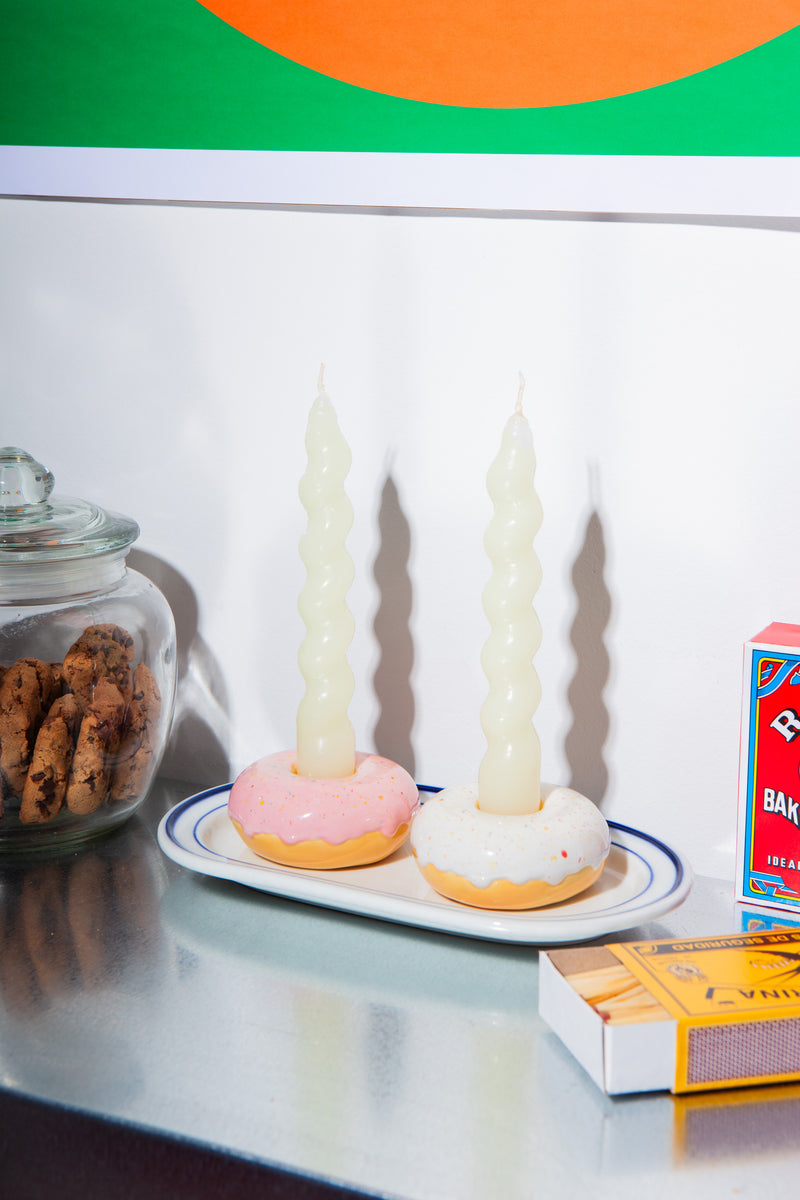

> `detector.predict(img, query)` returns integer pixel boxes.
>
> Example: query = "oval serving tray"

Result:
[158,784,692,945]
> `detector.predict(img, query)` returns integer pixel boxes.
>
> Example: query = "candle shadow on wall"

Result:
[371,473,416,777]
[128,550,232,788]
[564,510,612,806]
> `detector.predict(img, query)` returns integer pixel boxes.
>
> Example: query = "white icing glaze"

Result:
[410,782,609,888]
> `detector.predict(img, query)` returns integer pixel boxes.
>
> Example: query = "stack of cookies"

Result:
[0,624,161,826]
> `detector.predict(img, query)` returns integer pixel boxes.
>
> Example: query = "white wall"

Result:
[2,195,799,879]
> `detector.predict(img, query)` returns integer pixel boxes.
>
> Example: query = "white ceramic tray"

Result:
[157,784,693,945]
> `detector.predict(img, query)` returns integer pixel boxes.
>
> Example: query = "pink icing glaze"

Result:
[228,750,419,846]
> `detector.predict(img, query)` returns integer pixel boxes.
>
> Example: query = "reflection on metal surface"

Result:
[537,1022,800,1175]
[160,869,539,1016]
[0,801,172,1110]
[739,904,800,934]
[364,1003,406,1114]
[0,822,164,1016]
[673,1083,800,1163]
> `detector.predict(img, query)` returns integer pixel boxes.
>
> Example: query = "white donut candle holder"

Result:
[410,783,610,910]
[409,382,610,910]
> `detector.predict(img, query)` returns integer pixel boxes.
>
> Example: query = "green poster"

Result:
[3,0,800,155]
[2,1,799,208]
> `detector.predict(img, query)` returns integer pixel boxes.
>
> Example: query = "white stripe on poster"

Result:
[1,145,799,216]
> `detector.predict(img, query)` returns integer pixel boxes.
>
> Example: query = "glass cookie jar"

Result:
[0,447,177,853]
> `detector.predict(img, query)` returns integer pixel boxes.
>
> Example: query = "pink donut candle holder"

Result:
[228,749,419,869]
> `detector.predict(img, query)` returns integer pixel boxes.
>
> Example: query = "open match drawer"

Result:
[539,929,800,1095]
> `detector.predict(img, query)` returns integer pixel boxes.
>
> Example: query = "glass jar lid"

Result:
[0,447,139,563]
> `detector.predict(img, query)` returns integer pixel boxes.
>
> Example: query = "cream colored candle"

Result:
[477,379,543,814]
[296,370,357,779]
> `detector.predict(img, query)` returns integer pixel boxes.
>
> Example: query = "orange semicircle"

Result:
[198,1,800,108]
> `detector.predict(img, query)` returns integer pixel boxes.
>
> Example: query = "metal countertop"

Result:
[2,777,799,1199]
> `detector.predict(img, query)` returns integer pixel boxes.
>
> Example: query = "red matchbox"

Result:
[736,623,800,912]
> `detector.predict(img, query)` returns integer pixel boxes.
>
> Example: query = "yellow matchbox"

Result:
[539,929,800,1095]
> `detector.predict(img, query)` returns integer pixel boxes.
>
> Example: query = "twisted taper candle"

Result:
[296,371,357,778]
[477,381,543,814]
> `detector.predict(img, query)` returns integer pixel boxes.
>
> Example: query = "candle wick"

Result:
[317,363,326,395]
[515,372,526,415]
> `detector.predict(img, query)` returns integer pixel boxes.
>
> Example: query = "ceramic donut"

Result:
[228,749,419,868]
[410,782,610,909]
